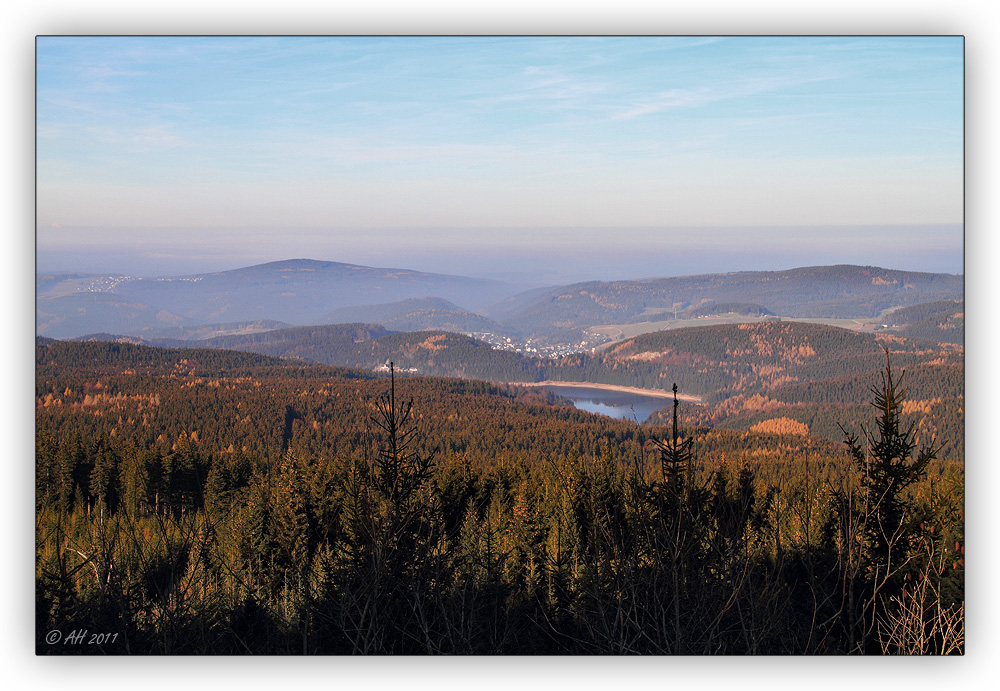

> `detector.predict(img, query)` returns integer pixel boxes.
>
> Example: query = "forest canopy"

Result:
[35,339,963,654]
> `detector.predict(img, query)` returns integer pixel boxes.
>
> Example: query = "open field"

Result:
[785,316,883,331]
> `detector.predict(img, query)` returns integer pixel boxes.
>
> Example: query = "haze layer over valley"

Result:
[36,258,963,346]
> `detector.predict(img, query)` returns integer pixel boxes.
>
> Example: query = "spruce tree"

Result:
[842,348,937,578]
[648,383,698,652]
[837,347,941,655]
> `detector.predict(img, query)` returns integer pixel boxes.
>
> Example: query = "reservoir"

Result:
[541,384,673,423]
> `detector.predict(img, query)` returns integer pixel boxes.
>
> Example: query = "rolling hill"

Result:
[35,292,191,339]
[322,297,509,335]
[146,324,542,382]
[38,261,963,342]
[149,323,392,369]
[878,300,964,344]
[42,312,965,460]
[37,259,517,339]
[488,265,964,339]
[140,318,962,405]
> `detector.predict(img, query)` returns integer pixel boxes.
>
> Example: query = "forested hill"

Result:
[37,258,517,339]
[71,319,963,410]
[42,336,949,470]
[321,297,508,335]
[145,323,538,381]
[489,265,963,337]
[35,333,964,655]
[39,317,965,460]
[39,262,964,342]
[613,321,965,459]
[545,321,960,399]
[881,300,964,345]
[149,325,545,382]
[35,336,375,381]
[149,323,391,368]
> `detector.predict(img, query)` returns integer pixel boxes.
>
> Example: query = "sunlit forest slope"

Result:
[36,339,963,654]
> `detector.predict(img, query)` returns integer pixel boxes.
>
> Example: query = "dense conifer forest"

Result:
[880,300,965,345]
[108,319,965,463]
[35,339,963,654]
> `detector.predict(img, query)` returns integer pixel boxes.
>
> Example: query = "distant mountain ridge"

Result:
[322,297,508,335]
[115,258,515,321]
[487,265,963,338]
[37,260,962,341]
[36,259,517,339]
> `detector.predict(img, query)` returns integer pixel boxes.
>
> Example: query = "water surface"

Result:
[542,385,671,423]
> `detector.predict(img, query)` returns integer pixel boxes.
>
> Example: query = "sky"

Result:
[35,36,964,283]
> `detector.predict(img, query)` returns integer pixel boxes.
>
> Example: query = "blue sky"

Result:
[35,36,964,281]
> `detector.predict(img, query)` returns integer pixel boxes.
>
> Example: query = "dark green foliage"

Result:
[544,320,959,402]
[35,340,963,654]
[841,350,938,585]
[152,323,390,364]
[880,300,964,345]
[323,297,509,335]
[652,384,695,503]
[59,315,963,458]
[151,325,546,382]
[703,397,964,462]
[819,350,961,654]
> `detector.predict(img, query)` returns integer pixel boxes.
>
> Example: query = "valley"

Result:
[517,380,699,401]
[37,259,964,460]
[33,260,966,656]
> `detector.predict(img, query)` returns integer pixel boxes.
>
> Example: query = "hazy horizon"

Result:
[37,222,964,287]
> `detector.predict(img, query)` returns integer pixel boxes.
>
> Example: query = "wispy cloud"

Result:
[249,134,516,168]
[36,36,964,242]
[609,72,840,122]
[610,87,717,120]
